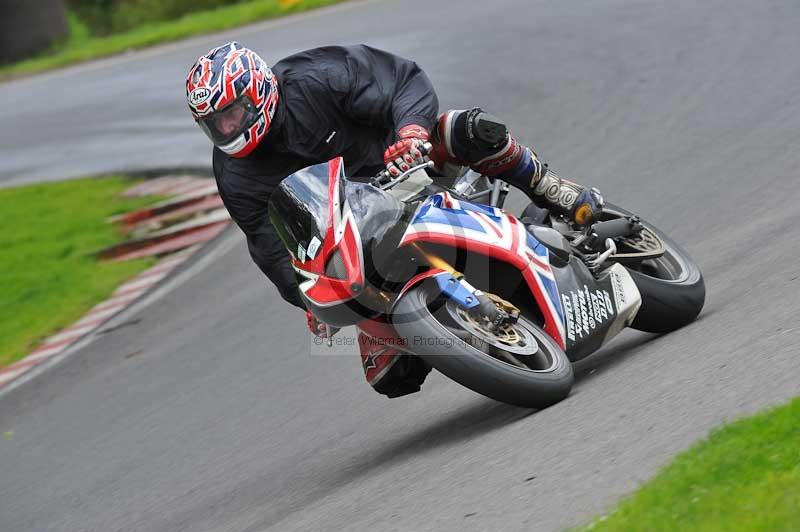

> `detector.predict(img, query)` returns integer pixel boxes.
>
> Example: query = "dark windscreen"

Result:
[269,161,406,265]
[268,162,330,263]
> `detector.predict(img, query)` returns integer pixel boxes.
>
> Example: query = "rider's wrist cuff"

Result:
[397,122,431,141]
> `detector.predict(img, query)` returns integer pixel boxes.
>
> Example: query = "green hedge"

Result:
[68,0,252,34]
[1,0,343,79]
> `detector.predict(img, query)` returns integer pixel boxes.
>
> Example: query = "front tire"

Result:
[392,285,574,409]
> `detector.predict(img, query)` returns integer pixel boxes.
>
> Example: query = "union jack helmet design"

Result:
[186,42,279,157]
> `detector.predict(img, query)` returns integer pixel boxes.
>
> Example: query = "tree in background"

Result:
[0,0,254,65]
[0,0,69,64]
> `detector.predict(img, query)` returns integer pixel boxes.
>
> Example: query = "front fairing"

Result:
[397,192,640,356]
[397,192,570,348]
[268,162,331,264]
[268,159,413,326]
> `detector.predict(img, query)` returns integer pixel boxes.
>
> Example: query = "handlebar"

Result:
[371,141,433,189]
[371,160,435,190]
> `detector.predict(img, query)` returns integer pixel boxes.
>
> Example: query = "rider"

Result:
[186,42,603,397]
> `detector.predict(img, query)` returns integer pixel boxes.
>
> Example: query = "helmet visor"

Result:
[197,95,259,147]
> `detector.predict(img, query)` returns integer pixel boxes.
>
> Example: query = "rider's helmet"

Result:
[186,42,279,158]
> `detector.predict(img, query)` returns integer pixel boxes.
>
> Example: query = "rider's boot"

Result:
[358,333,431,398]
[430,108,603,226]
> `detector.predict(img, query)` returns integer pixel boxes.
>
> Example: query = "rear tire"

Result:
[392,285,574,409]
[604,203,706,333]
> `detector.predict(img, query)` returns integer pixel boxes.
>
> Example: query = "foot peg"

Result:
[584,238,617,273]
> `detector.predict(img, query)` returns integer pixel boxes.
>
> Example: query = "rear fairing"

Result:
[399,193,641,358]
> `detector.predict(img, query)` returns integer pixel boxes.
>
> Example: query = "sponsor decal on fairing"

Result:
[307,236,322,260]
[560,285,615,343]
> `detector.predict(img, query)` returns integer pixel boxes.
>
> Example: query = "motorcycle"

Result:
[268,157,705,408]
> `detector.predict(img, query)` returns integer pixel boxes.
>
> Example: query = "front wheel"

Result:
[604,203,706,333]
[392,286,574,409]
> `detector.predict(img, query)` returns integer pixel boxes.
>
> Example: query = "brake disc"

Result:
[447,301,538,355]
[612,226,666,262]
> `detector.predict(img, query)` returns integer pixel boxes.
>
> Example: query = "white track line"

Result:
[22,347,64,363]
[0,367,31,387]
[41,325,98,346]
[72,303,130,327]
[114,272,168,294]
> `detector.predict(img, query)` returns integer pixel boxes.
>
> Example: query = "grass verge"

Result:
[0,0,346,80]
[579,397,800,531]
[0,177,158,368]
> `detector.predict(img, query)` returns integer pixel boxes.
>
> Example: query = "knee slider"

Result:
[469,110,509,148]
[446,108,510,163]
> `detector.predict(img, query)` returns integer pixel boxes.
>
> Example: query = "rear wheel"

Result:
[604,203,706,333]
[392,285,573,408]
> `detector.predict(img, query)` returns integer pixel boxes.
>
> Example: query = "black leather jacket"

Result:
[212,45,439,308]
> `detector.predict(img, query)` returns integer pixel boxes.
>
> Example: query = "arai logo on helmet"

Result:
[189,88,211,107]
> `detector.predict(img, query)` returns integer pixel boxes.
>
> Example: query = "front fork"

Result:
[403,244,518,330]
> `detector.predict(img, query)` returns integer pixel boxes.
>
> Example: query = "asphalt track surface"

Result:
[2,0,800,530]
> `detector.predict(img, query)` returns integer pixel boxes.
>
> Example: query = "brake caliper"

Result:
[432,272,519,332]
